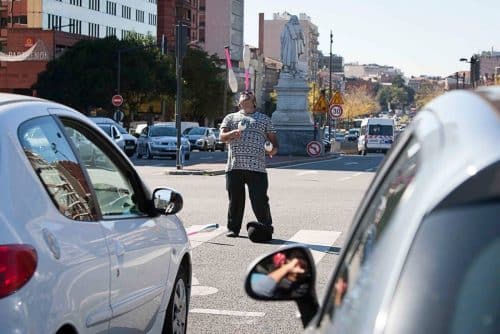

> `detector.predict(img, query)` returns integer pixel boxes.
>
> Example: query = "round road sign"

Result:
[112,94,123,107]
[306,140,322,157]
[329,104,343,118]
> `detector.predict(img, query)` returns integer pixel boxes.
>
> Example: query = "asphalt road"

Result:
[135,154,384,334]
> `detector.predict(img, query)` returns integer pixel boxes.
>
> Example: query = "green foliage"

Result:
[376,75,415,111]
[181,48,226,123]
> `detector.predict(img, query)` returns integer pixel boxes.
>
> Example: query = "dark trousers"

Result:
[226,170,273,233]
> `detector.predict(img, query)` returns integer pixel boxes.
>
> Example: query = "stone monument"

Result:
[272,15,315,156]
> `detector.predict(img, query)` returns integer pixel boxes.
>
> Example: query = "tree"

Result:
[33,35,176,119]
[415,81,445,110]
[343,86,378,121]
[181,48,226,124]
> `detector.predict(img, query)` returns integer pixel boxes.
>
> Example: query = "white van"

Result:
[358,117,395,155]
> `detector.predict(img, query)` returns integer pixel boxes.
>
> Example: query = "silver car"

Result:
[0,93,192,334]
[89,117,137,157]
[136,124,191,160]
[184,127,216,151]
[245,87,500,333]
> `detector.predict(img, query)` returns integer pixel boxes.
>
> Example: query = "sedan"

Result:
[211,128,226,151]
[136,124,191,160]
[0,93,192,334]
[244,86,500,333]
[184,127,216,151]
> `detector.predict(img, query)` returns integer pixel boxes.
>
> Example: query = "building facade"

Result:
[344,63,402,81]
[261,12,319,80]
[1,0,157,94]
[203,0,243,61]
[478,51,500,85]
[157,0,198,53]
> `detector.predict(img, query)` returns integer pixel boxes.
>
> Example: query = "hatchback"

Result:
[88,117,137,157]
[0,93,192,334]
[184,127,216,151]
[245,87,500,333]
[136,124,191,160]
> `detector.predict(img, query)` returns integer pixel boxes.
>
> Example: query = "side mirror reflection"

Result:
[245,246,315,301]
[153,188,183,215]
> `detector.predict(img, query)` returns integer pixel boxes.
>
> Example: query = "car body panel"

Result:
[89,117,137,156]
[136,125,190,159]
[184,127,216,151]
[0,93,192,333]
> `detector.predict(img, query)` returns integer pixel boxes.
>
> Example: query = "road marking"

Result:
[339,176,352,181]
[352,172,362,177]
[365,168,375,172]
[189,309,265,317]
[186,225,227,249]
[285,230,341,264]
[296,170,318,176]
[277,157,341,169]
[191,285,219,296]
[344,162,359,165]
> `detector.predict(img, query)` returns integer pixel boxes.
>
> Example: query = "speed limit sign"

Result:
[329,104,343,118]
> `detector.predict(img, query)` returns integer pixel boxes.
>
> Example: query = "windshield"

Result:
[369,125,393,136]
[213,129,220,137]
[150,126,177,137]
[187,127,206,135]
[115,124,128,134]
[97,124,112,136]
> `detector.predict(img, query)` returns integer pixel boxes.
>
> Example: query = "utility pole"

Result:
[175,24,188,170]
[328,30,333,142]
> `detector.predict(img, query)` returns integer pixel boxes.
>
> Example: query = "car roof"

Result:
[88,117,116,124]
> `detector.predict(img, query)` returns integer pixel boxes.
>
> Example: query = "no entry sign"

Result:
[306,140,322,157]
[112,94,123,107]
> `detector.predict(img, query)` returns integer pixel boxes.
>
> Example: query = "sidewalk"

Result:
[165,152,340,175]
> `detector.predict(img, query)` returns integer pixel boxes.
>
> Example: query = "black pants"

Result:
[226,170,273,233]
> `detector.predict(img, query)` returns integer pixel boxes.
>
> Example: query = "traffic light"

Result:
[175,24,188,60]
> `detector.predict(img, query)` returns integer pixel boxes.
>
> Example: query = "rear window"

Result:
[385,203,500,334]
[368,125,393,136]
[150,126,176,137]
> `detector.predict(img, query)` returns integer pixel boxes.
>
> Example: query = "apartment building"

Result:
[157,0,199,53]
[0,0,157,94]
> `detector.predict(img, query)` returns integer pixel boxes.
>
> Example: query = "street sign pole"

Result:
[175,24,187,170]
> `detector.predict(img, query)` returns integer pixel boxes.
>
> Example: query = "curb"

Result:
[164,153,340,176]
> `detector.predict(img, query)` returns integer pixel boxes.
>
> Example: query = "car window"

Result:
[187,127,205,135]
[150,126,176,137]
[97,124,112,137]
[18,116,98,221]
[368,125,393,136]
[385,203,500,334]
[141,126,149,136]
[325,136,420,322]
[63,121,146,218]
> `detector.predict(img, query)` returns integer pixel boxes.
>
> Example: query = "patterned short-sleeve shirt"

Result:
[221,110,276,173]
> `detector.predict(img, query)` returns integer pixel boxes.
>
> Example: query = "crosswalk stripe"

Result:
[190,309,265,317]
[285,230,341,264]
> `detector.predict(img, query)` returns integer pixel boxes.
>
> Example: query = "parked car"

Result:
[0,93,191,334]
[212,128,226,151]
[244,87,500,333]
[136,124,191,160]
[345,128,360,142]
[184,126,216,151]
[88,117,137,157]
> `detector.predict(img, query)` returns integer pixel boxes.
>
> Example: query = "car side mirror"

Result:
[152,188,183,215]
[245,245,319,327]
[112,127,120,139]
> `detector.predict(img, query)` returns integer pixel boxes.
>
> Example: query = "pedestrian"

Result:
[220,90,279,238]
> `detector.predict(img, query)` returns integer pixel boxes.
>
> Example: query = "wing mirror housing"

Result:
[244,245,319,327]
[152,188,183,215]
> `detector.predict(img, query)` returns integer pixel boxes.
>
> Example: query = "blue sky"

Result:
[244,0,500,77]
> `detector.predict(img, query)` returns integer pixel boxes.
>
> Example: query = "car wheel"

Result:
[146,147,153,159]
[163,266,189,334]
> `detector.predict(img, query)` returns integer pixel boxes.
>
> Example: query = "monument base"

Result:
[275,125,321,156]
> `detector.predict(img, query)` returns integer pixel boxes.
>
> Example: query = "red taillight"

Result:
[0,244,37,298]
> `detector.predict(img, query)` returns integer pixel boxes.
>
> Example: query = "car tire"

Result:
[146,147,153,160]
[163,266,189,334]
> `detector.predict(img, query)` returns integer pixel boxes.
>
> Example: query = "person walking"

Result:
[220,90,279,238]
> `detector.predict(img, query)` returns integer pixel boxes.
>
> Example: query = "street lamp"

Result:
[460,56,479,88]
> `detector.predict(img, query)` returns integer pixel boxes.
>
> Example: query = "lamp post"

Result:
[460,56,479,88]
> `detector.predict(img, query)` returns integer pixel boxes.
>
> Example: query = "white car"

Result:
[0,93,192,334]
[89,117,137,157]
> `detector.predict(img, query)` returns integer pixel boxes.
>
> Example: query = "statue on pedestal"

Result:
[280,15,305,75]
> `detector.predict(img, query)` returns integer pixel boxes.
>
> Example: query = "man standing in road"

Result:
[220,91,279,239]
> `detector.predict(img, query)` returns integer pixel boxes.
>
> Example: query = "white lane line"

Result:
[296,170,318,176]
[365,168,375,172]
[339,176,352,181]
[189,309,265,317]
[278,157,341,169]
[285,230,341,264]
[186,225,227,249]
[352,172,362,177]
[344,162,359,165]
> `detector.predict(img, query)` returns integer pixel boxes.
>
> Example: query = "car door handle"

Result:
[115,239,126,257]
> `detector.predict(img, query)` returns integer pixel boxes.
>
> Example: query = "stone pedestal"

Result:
[271,72,316,156]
